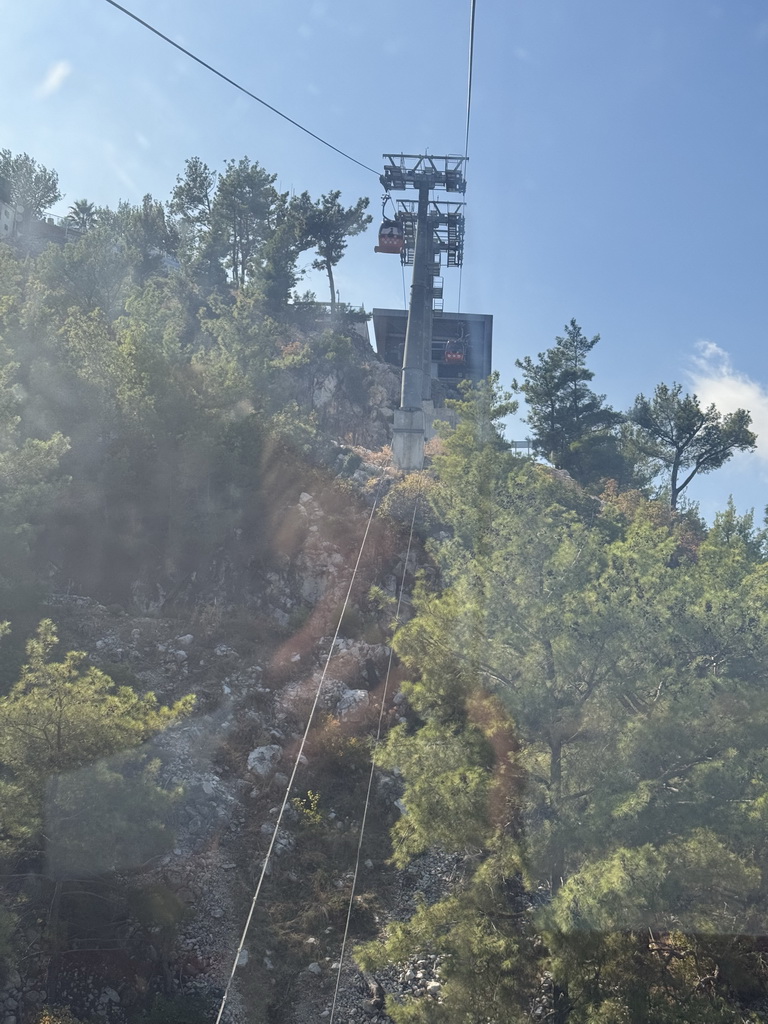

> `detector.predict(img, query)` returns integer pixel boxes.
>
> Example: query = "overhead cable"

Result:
[458,0,477,312]
[329,461,425,1024]
[213,476,387,1024]
[464,0,477,160]
[102,0,381,177]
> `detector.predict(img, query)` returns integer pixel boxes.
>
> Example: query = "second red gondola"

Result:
[375,219,404,254]
[444,339,466,364]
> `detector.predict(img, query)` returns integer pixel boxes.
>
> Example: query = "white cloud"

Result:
[35,60,72,99]
[688,340,768,464]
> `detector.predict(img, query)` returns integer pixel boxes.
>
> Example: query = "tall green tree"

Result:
[302,190,372,308]
[430,374,518,557]
[112,194,179,283]
[512,320,627,488]
[34,222,134,320]
[0,619,193,861]
[168,156,216,238]
[168,157,226,292]
[66,199,97,231]
[210,157,284,287]
[254,191,318,314]
[0,622,194,994]
[630,382,757,509]
[0,150,61,219]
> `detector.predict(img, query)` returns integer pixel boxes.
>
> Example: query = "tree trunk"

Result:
[553,981,571,1024]
[670,450,682,509]
[326,262,336,310]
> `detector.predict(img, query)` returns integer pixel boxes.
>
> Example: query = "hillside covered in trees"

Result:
[1,148,768,1024]
[363,382,768,1024]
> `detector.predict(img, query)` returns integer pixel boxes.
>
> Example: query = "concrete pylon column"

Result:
[392,407,426,472]
[393,184,432,472]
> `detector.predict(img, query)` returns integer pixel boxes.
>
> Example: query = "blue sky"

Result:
[2,0,768,520]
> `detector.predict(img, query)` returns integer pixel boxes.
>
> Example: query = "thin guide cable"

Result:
[214,477,387,1024]
[103,0,380,177]
[329,459,426,1024]
[464,0,477,161]
[458,0,477,313]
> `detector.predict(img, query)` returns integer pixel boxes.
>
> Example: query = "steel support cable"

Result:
[329,458,426,1024]
[102,0,380,177]
[214,475,387,1024]
[463,0,478,162]
[458,0,477,314]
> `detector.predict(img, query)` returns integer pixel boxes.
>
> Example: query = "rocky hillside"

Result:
[0,440,444,1024]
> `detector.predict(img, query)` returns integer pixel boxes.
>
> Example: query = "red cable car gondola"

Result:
[444,338,466,365]
[375,218,404,255]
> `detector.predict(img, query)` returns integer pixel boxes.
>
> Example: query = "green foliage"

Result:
[0,244,28,332]
[66,199,97,231]
[45,756,180,877]
[300,190,372,307]
[210,157,283,287]
[0,149,61,219]
[0,342,69,618]
[0,148,378,604]
[291,789,324,828]
[512,319,627,487]
[429,373,518,556]
[34,1008,87,1024]
[379,472,438,538]
[0,621,193,988]
[369,385,768,1022]
[707,496,768,562]
[359,839,536,1024]
[0,620,193,860]
[550,832,760,935]
[631,382,757,509]
[381,719,495,866]
[169,156,216,233]
[1,619,193,770]
[34,222,135,320]
[169,157,372,308]
[111,194,179,284]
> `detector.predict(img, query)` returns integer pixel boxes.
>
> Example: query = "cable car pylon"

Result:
[376,155,467,472]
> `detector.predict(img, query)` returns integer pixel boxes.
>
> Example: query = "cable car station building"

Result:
[371,308,493,401]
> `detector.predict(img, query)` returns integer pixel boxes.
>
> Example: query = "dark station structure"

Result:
[371,308,493,400]
[374,154,493,469]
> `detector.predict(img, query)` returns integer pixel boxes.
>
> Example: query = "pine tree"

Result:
[513,320,627,488]
[361,390,768,1022]
[630,382,757,509]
